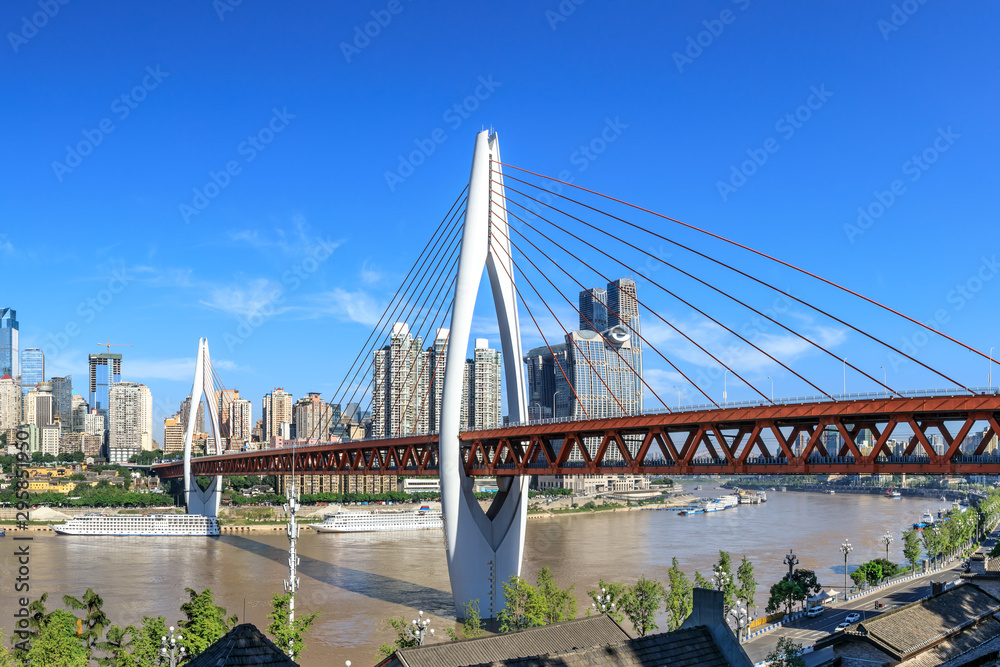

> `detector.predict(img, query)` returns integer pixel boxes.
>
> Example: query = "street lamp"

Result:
[552,390,561,420]
[406,611,435,646]
[592,587,616,615]
[843,358,848,396]
[841,539,853,598]
[990,347,995,392]
[783,549,799,580]
[729,601,755,643]
[160,626,185,667]
[767,376,773,403]
[882,531,893,563]
[713,564,732,614]
[673,385,681,410]
[880,366,887,396]
[724,370,728,408]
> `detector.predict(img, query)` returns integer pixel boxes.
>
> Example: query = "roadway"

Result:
[742,559,966,663]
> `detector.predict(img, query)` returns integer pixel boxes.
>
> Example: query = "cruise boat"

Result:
[52,513,220,536]
[679,495,739,516]
[314,505,443,533]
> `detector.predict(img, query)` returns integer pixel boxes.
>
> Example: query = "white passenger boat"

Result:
[52,513,220,536]
[314,505,443,533]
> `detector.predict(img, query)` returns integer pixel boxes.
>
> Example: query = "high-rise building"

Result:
[607,278,642,376]
[88,353,122,428]
[215,389,241,439]
[24,383,54,427]
[0,308,18,378]
[180,395,205,435]
[579,288,608,332]
[40,424,60,457]
[163,414,185,453]
[51,376,72,431]
[523,344,565,420]
[229,398,252,443]
[463,339,502,430]
[108,382,152,452]
[294,393,334,441]
[0,373,21,429]
[71,393,88,432]
[21,348,44,394]
[262,389,293,441]
[84,409,105,437]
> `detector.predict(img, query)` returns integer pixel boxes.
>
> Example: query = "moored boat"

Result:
[314,505,443,533]
[52,513,220,536]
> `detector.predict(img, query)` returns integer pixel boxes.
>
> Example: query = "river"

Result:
[0,490,947,666]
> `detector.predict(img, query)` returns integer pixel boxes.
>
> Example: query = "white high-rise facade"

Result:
[230,398,252,443]
[293,393,334,441]
[108,382,152,450]
[372,326,500,437]
[0,373,21,429]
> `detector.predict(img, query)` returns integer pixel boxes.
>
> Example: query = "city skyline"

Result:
[3,2,997,450]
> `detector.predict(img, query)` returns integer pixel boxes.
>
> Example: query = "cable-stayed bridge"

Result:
[153,130,1000,616]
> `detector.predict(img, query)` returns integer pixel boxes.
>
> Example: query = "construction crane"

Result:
[96,339,133,353]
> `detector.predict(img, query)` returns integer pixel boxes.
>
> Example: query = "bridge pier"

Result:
[440,130,529,618]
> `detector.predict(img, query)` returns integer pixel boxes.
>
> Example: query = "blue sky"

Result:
[2,1,998,443]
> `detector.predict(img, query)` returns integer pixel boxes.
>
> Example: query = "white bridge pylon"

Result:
[183,338,225,517]
[440,130,529,619]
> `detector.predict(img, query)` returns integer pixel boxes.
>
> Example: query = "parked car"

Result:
[844,612,861,623]
[806,606,825,618]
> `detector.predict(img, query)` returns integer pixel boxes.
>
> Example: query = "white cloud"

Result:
[198,278,287,319]
[305,288,384,326]
[0,234,12,253]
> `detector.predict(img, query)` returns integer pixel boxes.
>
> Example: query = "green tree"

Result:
[62,588,111,651]
[766,580,805,617]
[123,616,168,667]
[25,609,90,667]
[97,624,133,667]
[664,558,693,631]
[923,527,942,567]
[375,616,419,659]
[736,555,757,614]
[694,571,713,590]
[498,575,546,632]
[788,569,822,598]
[620,576,665,637]
[764,636,806,667]
[446,600,484,641]
[266,593,319,661]
[535,567,577,624]
[586,579,627,624]
[178,588,237,657]
[902,528,922,572]
[712,551,738,615]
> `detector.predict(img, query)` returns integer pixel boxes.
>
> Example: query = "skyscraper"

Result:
[108,381,152,451]
[163,414,185,453]
[180,395,205,435]
[293,393,334,441]
[262,388,293,441]
[89,353,122,428]
[229,398,252,444]
[463,339,502,430]
[0,373,21,430]
[215,389,241,438]
[579,288,608,332]
[607,278,641,375]
[0,308,17,378]
[21,348,44,394]
[51,375,73,431]
[71,393,88,432]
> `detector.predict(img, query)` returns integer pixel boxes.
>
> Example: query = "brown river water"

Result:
[0,490,945,666]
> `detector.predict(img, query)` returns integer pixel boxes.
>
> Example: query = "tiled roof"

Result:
[469,626,731,667]
[185,623,299,667]
[395,616,630,667]
[855,584,1000,659]
[905,616,1000,666]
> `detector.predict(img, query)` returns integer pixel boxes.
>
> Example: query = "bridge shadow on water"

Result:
[221,534,455,616]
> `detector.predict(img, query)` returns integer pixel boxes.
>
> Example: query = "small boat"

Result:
[913,510,936,530]
[885,486,901,499]
[0,529,5,537]
[825,489,836,494]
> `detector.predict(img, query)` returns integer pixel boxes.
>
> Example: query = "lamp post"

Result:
[990,347,994,392]
[673,386,681,410]
[160,627,185,667]
[880,366,887,396]
[841,539,853,598]
[552,390,560,419]
[406,611,435,646]
[713,564,732,615]
[592,587,616,615]
[729,601,755,643]
[882,531,893,563]
[767,376,773,403]
[724,369,728,408]
[843,358,847,396]
[783,549,799,580]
